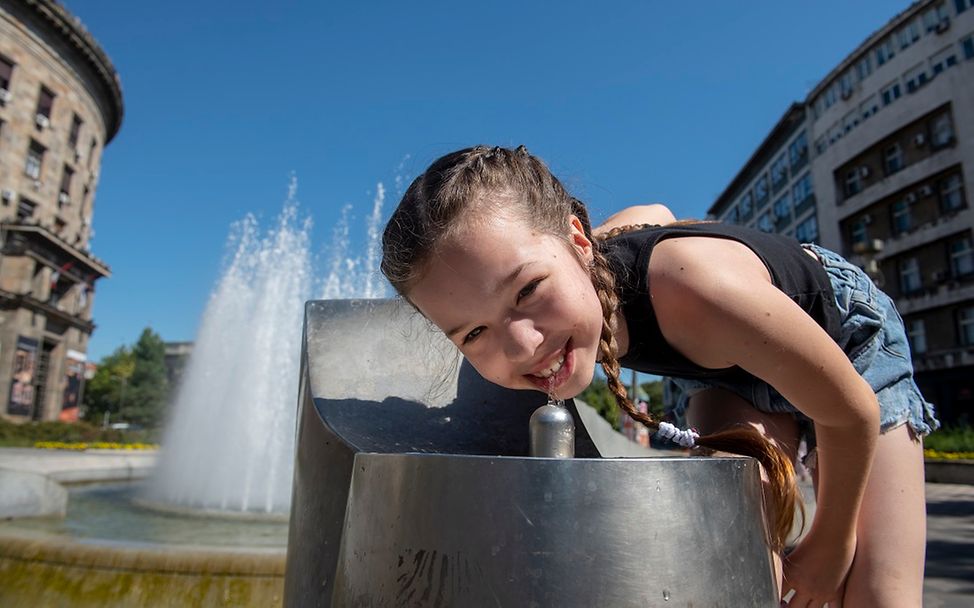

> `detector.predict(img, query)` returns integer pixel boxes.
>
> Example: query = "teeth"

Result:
[535,355,565,379]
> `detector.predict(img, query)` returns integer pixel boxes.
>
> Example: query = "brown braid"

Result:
[383,145,803,552]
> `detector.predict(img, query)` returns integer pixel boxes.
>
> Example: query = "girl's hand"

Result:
[780,531,856,606]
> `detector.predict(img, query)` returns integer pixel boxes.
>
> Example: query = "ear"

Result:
[568,214,594,263]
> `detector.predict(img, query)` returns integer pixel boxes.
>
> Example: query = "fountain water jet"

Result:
[147,176,388,516]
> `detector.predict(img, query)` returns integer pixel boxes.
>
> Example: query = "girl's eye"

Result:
[462,326,484,345]
[517,279,543,304]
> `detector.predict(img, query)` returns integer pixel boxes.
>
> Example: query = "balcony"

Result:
[913,345,974,372]
[896,278,974,315]
[877,207,973,260]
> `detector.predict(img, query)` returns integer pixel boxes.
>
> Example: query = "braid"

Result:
[591,222,803,552]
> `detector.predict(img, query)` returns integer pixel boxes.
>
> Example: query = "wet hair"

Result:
[381,145,802,551]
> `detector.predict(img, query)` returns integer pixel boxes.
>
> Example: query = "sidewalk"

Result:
[924,482,974,607]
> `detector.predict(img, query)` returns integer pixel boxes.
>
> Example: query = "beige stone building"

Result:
[0,0,121,422]
[709,0,974,425]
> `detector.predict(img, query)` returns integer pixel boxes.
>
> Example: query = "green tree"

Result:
[82,346,135,425]
[579,378,620,429]
[125,328,170,428]
[639,380,665,419]
[81,328,170,429]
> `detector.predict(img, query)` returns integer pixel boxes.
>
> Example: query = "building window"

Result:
[963,34,974,60]
[923,3,950,32]
[839,71,854,98]
[793,172,814,208]
[757,212,773,233]
[68,114,83,149]
[897,20,921,50]
[88,137,98,168]
[950,236,974,278]
[900,257,923,294]
[16,198,36,220]
[930,46,958,75]
[795,214,818,243]
[880,81,902,106]
[955,0,973,14]
[773,193,791,221]
[851,217,869,247]
[789,131,808,170]
[931,114,954,147]
[36,86,54,119]
[755,174,769,206]
[0,55,13,94]
[832,124,846,145]
[941,174,965,211]
[892,199,913,234]
[845,167,863,197]
[884,143,904,175]
[959,307,974,346]
[824,83,839,109]
[860,95,879,121]
[59,165,74,206]
[771,154,788,188]
[904,64,929,93]
[739,192,754,220]
[843,110,859,133]
[724,206,739,224]
[25,140,45,179]
[856,55,873,80]
[907,319,928,354]
[876,38,896,65]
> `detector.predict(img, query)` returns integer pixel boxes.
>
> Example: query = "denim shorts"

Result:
[667,244,940,447]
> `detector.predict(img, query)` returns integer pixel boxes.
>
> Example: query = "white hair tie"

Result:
[657,422,699,448]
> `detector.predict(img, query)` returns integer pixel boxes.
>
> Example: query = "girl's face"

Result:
[408,209,604,399]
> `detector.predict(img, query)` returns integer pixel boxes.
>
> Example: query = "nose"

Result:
[502,317,543,362]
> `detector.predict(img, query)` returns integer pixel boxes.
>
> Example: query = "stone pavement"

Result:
[924,482,974,607]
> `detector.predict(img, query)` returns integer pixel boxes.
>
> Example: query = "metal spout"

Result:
[529,401,575,458]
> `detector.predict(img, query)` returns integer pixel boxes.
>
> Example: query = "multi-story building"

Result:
[708,0,974,425]
[0,0,121,422]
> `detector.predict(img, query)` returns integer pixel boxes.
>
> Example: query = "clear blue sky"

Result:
[69,0,907,360]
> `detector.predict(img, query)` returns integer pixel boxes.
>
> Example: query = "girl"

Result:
[380,145,938,607]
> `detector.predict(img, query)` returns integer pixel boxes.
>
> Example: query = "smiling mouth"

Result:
[525,339,574,391]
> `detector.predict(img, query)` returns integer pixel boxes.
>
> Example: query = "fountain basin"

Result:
[0,532,283,608]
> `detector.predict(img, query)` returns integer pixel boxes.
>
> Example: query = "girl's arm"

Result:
[592,204,676,237]
[647,236,879,605]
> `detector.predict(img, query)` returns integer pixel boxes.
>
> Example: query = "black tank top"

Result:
[602,223,841,381]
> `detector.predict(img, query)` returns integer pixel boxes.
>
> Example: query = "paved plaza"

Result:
[924,482,974,607]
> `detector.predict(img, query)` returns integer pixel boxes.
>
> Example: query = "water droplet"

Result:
[662,590,670,601]
[656,480,661,492]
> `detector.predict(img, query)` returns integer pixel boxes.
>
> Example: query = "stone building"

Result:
[708,0,974,424]
[0,0,121,422]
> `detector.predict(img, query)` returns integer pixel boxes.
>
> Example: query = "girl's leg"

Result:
[841,423,926,607]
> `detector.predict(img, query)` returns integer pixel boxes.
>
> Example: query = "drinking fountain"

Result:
[284,299,778,607]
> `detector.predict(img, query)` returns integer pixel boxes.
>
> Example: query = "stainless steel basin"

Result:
[285,299,777,607]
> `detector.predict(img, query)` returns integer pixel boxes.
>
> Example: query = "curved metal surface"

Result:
[285,299,778,607]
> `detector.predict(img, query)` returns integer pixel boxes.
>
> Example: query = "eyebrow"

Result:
[445,262,532,338]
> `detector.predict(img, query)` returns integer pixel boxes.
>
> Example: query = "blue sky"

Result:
[70,0,907,360]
